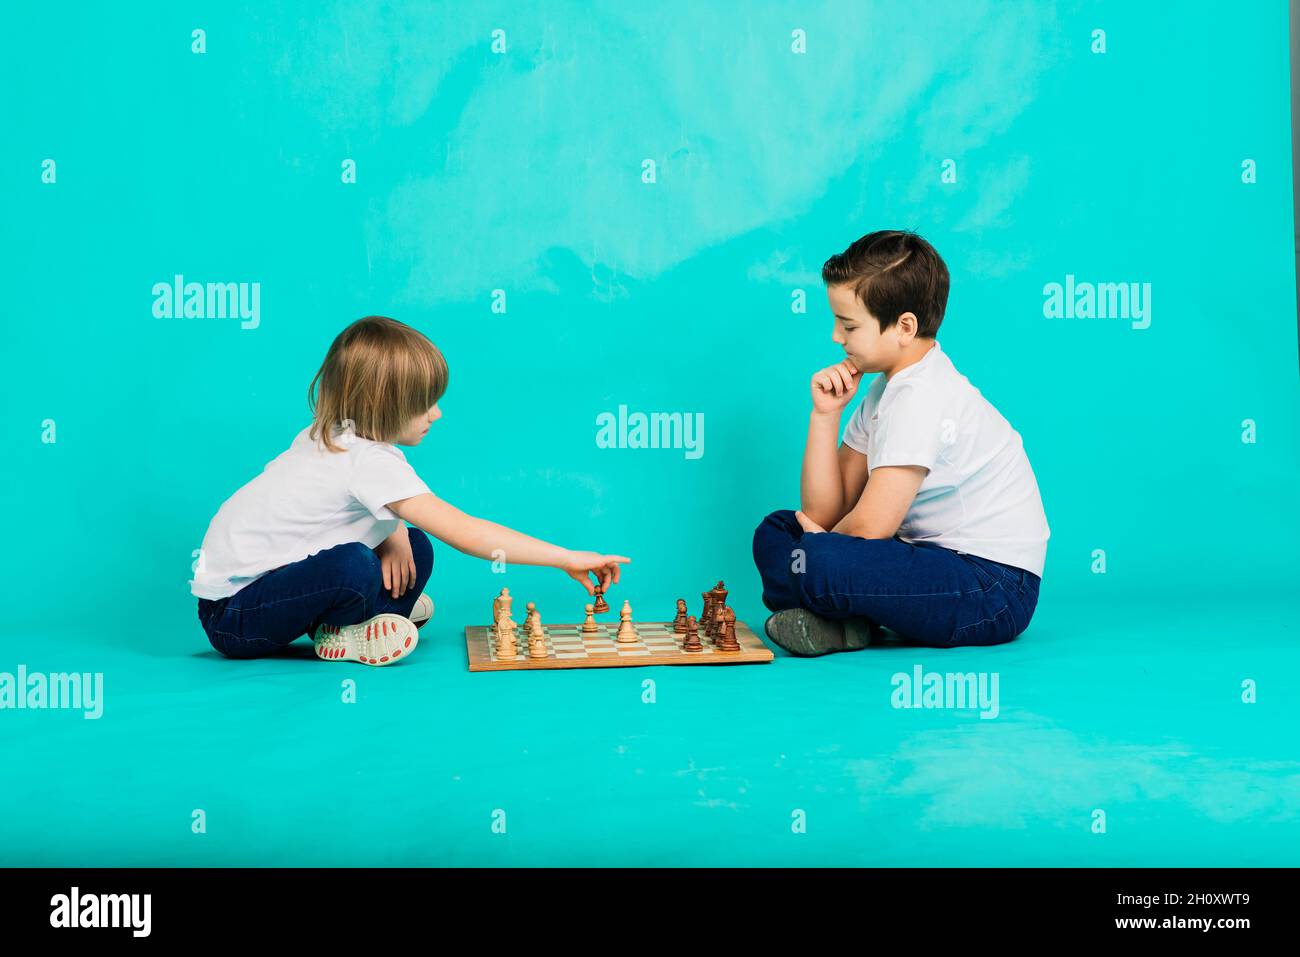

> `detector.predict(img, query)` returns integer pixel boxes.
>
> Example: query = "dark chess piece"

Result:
[707,581,728,638]
[682,615,703,653]
[673,599,688,633]
[716,608,740,652]
[593,588,609,614]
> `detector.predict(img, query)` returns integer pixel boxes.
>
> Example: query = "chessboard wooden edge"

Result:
[464,622,775,671]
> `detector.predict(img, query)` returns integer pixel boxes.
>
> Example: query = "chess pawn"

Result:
[581,603,599,635]
[716,608,740,652]
[528,629,548,659]
[682,615,702,653]
[523,601,537,634]
[496,614,518,659]
[616,599,639,644]
[593,588,609,614]
[672,599,688,633]
[529,608,545,640]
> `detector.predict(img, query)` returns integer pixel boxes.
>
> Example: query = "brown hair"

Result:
[308,316,449,452]
[821,229,950,338]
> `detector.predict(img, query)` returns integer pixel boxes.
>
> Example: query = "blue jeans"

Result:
[751,509,1040,648]
[196,527,435,659]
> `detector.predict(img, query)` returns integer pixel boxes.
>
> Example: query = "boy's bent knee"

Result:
[406,526,435,571]
[752,510,803,563]
[326,541,384,591]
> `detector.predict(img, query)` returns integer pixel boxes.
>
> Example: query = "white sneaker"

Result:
[313,613,418,666]
[409,593,434,626]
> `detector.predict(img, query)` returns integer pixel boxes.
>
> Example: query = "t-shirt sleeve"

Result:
[840,397,872,456]
[349,444,432,520]
[869,384,946,473]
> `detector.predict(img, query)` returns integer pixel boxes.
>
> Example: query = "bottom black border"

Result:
[0,866,1288,942]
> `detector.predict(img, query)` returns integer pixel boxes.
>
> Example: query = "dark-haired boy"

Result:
[752,230,1049,654]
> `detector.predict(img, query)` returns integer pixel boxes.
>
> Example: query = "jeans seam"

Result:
[955,602,1014,636]
[810,589,966,599]
[228,584,373,617]
[211,585,372,642]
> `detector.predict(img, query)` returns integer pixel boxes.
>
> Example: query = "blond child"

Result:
[192,316,630,665]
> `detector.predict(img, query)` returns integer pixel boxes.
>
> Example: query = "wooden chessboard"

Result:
[465,620,775,671]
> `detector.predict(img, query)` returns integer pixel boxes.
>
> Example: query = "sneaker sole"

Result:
[764,610,874,657]
[313,614,418,666]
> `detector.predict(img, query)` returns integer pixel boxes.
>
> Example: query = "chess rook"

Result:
[493,586,512,627]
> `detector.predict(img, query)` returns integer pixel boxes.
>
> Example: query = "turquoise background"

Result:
[2,0,1298,865]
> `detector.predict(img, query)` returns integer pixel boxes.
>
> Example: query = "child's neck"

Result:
[883,338,937,381]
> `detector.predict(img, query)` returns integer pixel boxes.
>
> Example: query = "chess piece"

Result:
[582,603,599,634]
[708,581,728,638]
[700,590,714,638]
[493,587,512,626]
[593,587,609,614]
[524,601,538,634]
[672,599,688,633]
[712,601,727,641]
[682,615,702,653]
[528,628,548,659]
[529,607,545,640]
[495,614,518,659]
[716,608,740,652]
[616,599,639,644]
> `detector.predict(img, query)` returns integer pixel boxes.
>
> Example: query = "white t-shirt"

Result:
[840,340,1050,577]
[190,423,432,600]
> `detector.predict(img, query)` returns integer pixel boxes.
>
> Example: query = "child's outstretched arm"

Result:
[386,493,630,595]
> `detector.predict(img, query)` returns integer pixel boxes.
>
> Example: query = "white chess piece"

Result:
[616,599,638,644]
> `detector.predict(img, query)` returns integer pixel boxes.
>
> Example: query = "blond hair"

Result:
[308,316,449,452]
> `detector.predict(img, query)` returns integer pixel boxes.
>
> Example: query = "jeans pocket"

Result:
[963,556,1000,591]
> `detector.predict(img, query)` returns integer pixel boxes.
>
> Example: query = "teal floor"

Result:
[3,587,1297,867]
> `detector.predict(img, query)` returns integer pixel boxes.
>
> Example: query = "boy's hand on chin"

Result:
[562,550,633,594]
[795,511,827,534]
[810,359,861,415]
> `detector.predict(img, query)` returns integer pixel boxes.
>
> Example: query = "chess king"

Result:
[192,316,632,666]
[752,229,1048,656]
